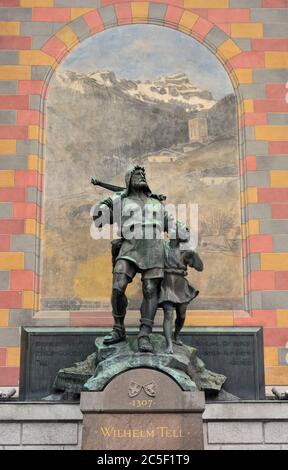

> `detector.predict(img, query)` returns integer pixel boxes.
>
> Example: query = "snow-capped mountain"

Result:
[55,70,216,112]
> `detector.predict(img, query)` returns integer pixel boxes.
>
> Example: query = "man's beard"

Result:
[133,180,149,192]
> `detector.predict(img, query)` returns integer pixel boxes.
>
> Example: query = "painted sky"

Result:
[60,24,233,100]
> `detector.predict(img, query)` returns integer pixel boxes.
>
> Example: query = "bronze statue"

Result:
[159,236,203,354]
[91,165,174,353]
[48,172,228,400]
[49,177,228,400]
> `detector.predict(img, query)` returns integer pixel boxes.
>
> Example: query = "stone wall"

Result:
[0,402,82,450]
[203,401,288,450]
[1,401,288,450]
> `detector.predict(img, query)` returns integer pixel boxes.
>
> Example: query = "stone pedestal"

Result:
[80,368,205,450]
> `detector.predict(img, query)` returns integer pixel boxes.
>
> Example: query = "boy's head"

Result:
[183,250,204,272]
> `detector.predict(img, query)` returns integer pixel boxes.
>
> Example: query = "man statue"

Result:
[91,165,175,353]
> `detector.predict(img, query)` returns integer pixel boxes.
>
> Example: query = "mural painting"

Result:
[41,25,243,312]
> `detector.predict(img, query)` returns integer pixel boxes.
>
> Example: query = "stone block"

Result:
[0,81,18,95]
[31,65,52,81]
[253,68,287,83]
[55,0,100,6]
[273,235,288,252]
[0,403,82,421]
[260,219,288,234]
[0,252,24,270]
[70,16,90,41]
[11,234,37,252]
[0,65,30,81]
[0,328,20,347]
[149,3,167,21]
[29,95,42,110]
[256,156,288,170]
[0,155,27,170]
[245,141,268,155]
[247,203,272,219]
[247,254,260,272]
[233,39,251,51]
[55,25,78,49]
[131,2,149,20]
[19,50,55,66]
[0,270,9,289]
[0,203,13,218]
[0,110,16,124]
[0,423,21,445]
[21,22,64,36]
[0,309,8,327]
[31,35,52,50]
[0,8,32,21]
[234,68,252,84]
[0,22,19,35]
[256,126,287,142]
[251,9,288,23]
[1,170,16,188]
[271,168,288,188]
[230,0,261,6]
[205,27,229,49]
[267,114,288,125]
[246,171,270,187]
[16,140,39,155]
[262,291,288,310]
[266,51,288,69]
[249,291,262,309]
[99,6,117,27]
[9,309,34,327]
[265,422,288,443]
[0,51,19,65]
[218,37,242,61]
[231,23,263,39]
[261,252,288,270]
[81,369,205,450]
[239,83,266,99]
[208,422,263,444]
[22,423,78,445]
[0,140,16,155]
[204,403,288,421]
[27,187,38,204]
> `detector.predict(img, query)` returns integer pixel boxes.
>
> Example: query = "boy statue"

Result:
[159,234,204,354]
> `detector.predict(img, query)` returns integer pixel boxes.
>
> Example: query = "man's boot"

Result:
[138,318,154,353]
[138,336,153,353]
[103,323,126,345]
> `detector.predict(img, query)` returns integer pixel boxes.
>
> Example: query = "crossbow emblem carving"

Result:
[128,381,157,398]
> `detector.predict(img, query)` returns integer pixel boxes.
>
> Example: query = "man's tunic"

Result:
[98,191,168,272]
